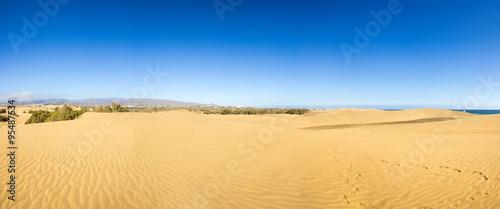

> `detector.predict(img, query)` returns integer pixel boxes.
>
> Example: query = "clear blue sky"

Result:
[1,0,499,108]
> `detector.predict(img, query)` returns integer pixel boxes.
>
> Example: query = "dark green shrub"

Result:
[25,105,86,124]
[220,109,232,115]
[95,103,128,113]
[285,108,309,115]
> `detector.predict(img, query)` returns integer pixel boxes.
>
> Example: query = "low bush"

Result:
[95,103,128,113]
[25,105,86,124]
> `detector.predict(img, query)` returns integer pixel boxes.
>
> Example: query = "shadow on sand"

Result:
[303,117,457,130]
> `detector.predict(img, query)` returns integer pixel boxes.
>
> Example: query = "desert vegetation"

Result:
[6,105,309,124]
[125,106,310,115]
[25,105,86,124]
[216,107,309,115]
[1,108,9,122]
[94,103,128,113]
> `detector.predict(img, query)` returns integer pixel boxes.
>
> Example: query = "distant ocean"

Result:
[383,109,500,115]
[453,110,500,115]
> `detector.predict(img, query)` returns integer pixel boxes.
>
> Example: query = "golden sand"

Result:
[1,109,499,208]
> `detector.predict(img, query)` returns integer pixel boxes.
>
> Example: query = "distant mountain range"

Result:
[1,98,217,107]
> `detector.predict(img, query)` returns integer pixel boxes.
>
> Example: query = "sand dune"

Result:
[1,109,499,208]
[303,117,458,130]
[292,108,471,128]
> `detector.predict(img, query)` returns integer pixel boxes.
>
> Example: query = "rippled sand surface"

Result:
[1,109,499,208]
